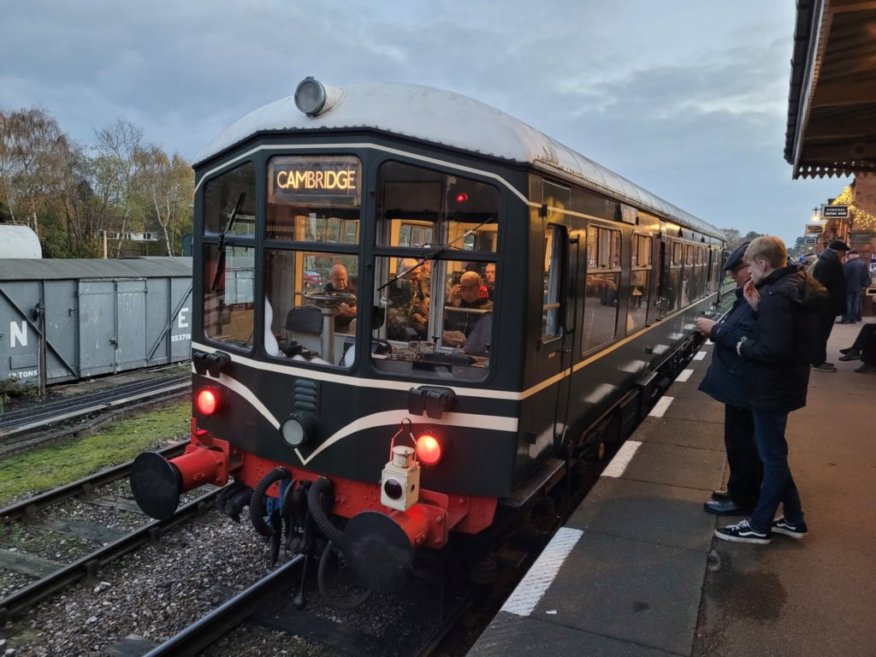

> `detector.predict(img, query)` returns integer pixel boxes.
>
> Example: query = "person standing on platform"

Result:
[841,250,871,323]
[715,236,825,545]
[810,240,849,371]
[695,242,761,516]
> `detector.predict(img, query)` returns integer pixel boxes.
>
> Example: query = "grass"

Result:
[0,400,191,507]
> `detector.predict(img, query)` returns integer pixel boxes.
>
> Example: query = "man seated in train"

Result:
[443,271,493,347]
[323,263,357,333]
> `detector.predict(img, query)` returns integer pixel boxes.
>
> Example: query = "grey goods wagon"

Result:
[0,257,192,386]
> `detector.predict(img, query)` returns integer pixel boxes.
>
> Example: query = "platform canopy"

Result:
[785,0,876,178]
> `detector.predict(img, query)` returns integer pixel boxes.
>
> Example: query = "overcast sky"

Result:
[1,1,847,244]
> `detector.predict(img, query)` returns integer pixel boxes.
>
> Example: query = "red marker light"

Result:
[455,192,469,204]
[416,434,442,466]
[195,388,219,416]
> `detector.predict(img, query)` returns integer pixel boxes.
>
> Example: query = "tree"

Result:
[92,119,146,257]
[134,146,193,256]
[0,108,73,239]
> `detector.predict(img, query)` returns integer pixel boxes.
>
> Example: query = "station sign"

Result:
[269,155,362,207]
[804,223,823,235]
[803,235,817,245]
[822,205,849,219]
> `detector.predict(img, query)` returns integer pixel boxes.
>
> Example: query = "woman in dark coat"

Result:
[715,236,826,544]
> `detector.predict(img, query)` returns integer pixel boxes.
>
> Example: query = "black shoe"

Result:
[838,350,861,361]
[836,320,850,324]
[840,347,855,354]
[811,363,837,372]
[711,490,730,501]
[772,516,808,539]
[704,499,750,516]
[715,519,771,544]
[855,363,876,373]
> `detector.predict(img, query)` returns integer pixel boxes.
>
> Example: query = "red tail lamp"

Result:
[416,433,442,466]
[195,387,220,415]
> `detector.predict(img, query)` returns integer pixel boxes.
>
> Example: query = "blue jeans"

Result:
[845,290,861,322]
[749,409,804,533]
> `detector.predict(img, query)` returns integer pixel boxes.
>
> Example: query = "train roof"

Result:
[195,79,724,240]
[0,257,192,281]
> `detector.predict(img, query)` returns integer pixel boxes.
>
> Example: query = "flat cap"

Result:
[828,240,850,251]
[724,242,750,271]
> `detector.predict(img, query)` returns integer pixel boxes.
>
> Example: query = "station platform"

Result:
[468,321,875,657]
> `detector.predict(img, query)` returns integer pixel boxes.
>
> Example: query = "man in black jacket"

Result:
[810,240,849,371]
[695,242,761,516]
[715,236,825,544]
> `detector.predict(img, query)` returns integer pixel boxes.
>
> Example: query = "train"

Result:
[130,77,726,594]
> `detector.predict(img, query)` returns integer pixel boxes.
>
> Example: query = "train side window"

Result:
[627,234,652,332]
[582,226,619,352]
[203,244,255,349]
[542,224,566,339]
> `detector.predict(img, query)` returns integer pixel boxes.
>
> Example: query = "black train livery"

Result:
[131,77,726,593]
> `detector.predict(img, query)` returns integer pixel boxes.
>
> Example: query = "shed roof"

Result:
[785,0,876,178]
[0,257,192,281]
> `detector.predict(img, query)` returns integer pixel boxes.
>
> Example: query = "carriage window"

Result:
[263,249,359,367]
[369,255,495,381]
[376,161,499,252]
[203,244,255,349]
[266,155,361,243]
[582,226,620,353]
[627,235,652,333]
[543,225,566,339]
[203,162,257,235]
[371,161,500,381]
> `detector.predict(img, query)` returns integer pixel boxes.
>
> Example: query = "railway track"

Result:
[0,371,190,456]
[0,442,223,626]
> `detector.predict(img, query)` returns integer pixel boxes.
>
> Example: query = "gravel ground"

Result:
[3,509,272,657]
[1,498,459,657]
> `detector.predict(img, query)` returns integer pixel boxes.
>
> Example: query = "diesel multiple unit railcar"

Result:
[131,77,726,593]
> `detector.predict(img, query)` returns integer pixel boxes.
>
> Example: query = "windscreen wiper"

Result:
[210,192,246,292]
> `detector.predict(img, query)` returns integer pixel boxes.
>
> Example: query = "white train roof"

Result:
[195,79,723,239]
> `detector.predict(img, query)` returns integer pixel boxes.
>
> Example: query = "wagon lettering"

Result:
[10,320,27,348]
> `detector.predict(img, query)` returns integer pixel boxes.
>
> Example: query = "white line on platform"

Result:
[649,396,674,418]
[676,368,694,382]
[693,351,707,361]
[601,440,642,478]
[500,527,584,616]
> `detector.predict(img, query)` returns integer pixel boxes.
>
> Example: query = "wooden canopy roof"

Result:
[785,0,876,178]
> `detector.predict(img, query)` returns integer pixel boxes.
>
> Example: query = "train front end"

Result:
[131,79,522,593]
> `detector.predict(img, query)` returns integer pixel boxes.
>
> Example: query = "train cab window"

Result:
[376,161,499,252]
[201,162,257,350]
[203,162,257,235]
[256,155,362,367]
[582,225,620,353]
[627,234,652,332]
[262,249,358,366]
[203,244,255,349]
[371,161,500,381]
